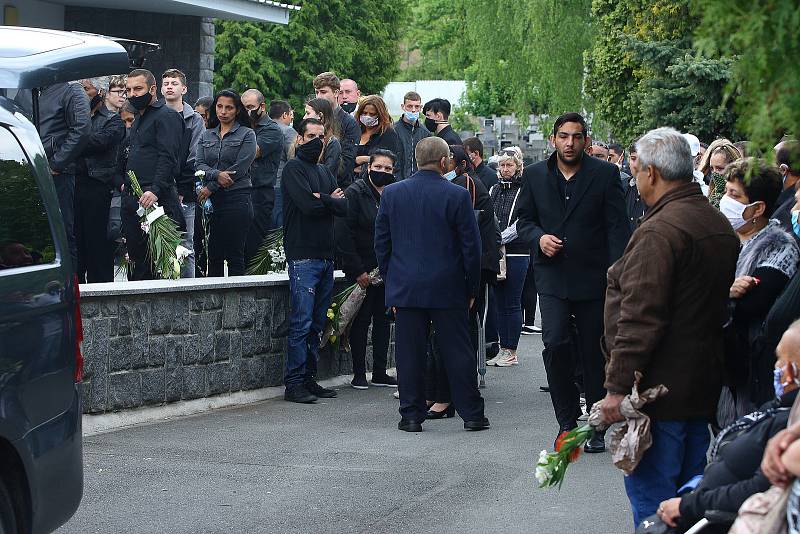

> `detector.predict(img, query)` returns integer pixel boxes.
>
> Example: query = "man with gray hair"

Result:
[598,127,740,527]
[375,136,489,432]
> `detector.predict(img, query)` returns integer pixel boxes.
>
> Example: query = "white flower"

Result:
[171,257,181,277]
[195,170,206,178]
[538,450,549,465]
[140,222,150,234]
[535,465,551,485]
[175,245,191,261]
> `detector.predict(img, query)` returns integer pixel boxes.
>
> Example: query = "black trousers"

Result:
[426,276,489,403]
[522,260,538,326]
[209,189,253,277]
[539,294,605,430]
[75,178,114,283]
[121,186,186,281]
[396,307,484,423]
[244,186,275,264]
[350,284,390,377]
[54,173,77,269]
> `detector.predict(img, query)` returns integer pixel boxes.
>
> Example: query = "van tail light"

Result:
[73,275,84,383]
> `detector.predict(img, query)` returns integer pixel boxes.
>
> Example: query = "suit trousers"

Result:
[75,178,113,283]
[539,294,606,430]
[245,186,275,264]
[396,307,485,423]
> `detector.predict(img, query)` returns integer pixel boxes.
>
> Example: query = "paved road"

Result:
[59,333,632,533]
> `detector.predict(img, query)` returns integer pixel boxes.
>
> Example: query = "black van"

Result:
[0,27,130,533]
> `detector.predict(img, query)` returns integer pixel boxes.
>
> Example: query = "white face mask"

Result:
[719,194,756,231]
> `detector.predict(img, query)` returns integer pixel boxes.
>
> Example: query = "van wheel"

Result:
[0,477,17,534]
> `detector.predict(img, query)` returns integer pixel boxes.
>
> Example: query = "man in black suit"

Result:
[517,112,631,451]
[374,137,489,433]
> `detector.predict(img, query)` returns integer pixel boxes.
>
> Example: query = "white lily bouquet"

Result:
[247,228,286,275]
[127,171,189,279]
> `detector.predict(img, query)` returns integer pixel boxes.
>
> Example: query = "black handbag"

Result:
[635,514,674,534]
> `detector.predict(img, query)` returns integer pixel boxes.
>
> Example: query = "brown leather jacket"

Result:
[603,182,740,420]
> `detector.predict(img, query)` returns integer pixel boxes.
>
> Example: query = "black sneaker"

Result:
[305,380,337,398]
[521,325,542,335]
[351,375,369,390]
[371,373,398,387]
[284,385,317,404]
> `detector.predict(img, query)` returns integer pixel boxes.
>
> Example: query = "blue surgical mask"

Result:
[774,363,800,397]
[792,210,800,239]
[404,110,419,122]
[775,367,785,397]
[443,170,457,181]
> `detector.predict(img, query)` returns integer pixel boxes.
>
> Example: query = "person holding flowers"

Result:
[598,127,739,527]
[281,118,348,404]
[196,89,257,277]
[336,148,399,390]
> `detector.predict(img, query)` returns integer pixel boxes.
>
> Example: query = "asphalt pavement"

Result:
[59,332,632,534]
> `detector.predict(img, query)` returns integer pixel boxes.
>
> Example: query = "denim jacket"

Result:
[197,121,257,194]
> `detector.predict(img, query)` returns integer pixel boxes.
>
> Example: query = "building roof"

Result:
[46,0,300,24]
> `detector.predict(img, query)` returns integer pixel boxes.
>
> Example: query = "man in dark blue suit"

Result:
[374,137,489,432]
[517,113,631,451]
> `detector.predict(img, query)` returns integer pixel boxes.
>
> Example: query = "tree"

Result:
[214,0,409,115]
[694,0,800,148]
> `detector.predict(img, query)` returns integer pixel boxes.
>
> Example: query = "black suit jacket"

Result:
[517,152,631,301]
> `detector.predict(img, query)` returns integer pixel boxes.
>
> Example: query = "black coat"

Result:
[126,99,186,197]
[355,127,402,179]
[437,125,462,146]
[678,390,798,529]
[251,114,283,189]
[335,106,359,184]
[624,175,648,231]
[473,162,498,190]
[453,173,501,275]
[80,106,125,186]
[337,178,381,279]
[517,152,631,301]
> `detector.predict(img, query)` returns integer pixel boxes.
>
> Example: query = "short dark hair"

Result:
[403,91,422,104]
[423,98,452,120]
[161,68,187,86]
[628,137,640,154]
[552,112,587,137]
[128,68,155,88]
[298,117,324,137]
[313,71,340,91]
[369,148,397,166]
[268,99,292,119]
[463,137,484,157]
[450,144,474,173]
[726,157,783,215]
[609,143,624,155]
[194,96,213,110]
[207,89,250,129]
[777,141,800,174]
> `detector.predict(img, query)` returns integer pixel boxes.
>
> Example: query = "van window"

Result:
[0,127,56,269]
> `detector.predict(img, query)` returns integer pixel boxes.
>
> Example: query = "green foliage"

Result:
[693,0,800,148]
[215,0,409,117]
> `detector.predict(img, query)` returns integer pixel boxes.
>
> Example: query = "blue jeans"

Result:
[285,259,334,387]
[494,255,530,350]
[624,419,710,527]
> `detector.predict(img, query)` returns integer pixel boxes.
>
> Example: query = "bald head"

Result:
[241,89,265,105]
[777,319,800,365]
[339,79,360,104]
[416,137,450,173]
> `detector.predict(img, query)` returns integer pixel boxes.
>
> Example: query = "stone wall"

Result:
[64,8,215,103]
[79,276,390,414]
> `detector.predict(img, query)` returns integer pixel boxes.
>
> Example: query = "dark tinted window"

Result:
[0,127,56,269]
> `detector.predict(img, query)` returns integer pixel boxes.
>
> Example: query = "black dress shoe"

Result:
[539,385,550,392]
[284,385,317,404]
[426,404,455,419]
[398,419,423,432]
[464,417,490,431]
[584,430,606,453]
[305,380,337,398]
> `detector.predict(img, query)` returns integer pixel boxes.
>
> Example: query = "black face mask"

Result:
[369,170,395,187]
[128,91,152,111]
[296,137,324,163]
[424,117,439,132]
[341,102,357,114]
[90,93,104,110]
[249,109,262,123]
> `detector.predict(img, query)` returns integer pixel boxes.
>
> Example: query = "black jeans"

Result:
[350,284,390,378]
[121,186,186,281]
[75,178,113,283]
[54,172,77,269]
[244,186,275,264]
[539,295,605,430]
[522,259,538,326]
[209,189,253,277]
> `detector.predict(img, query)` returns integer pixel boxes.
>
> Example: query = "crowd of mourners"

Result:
[12,65,800,533]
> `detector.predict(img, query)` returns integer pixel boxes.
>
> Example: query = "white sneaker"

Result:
[486,349,507,366]
[495,351,519,367]
[392,390,400,399]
